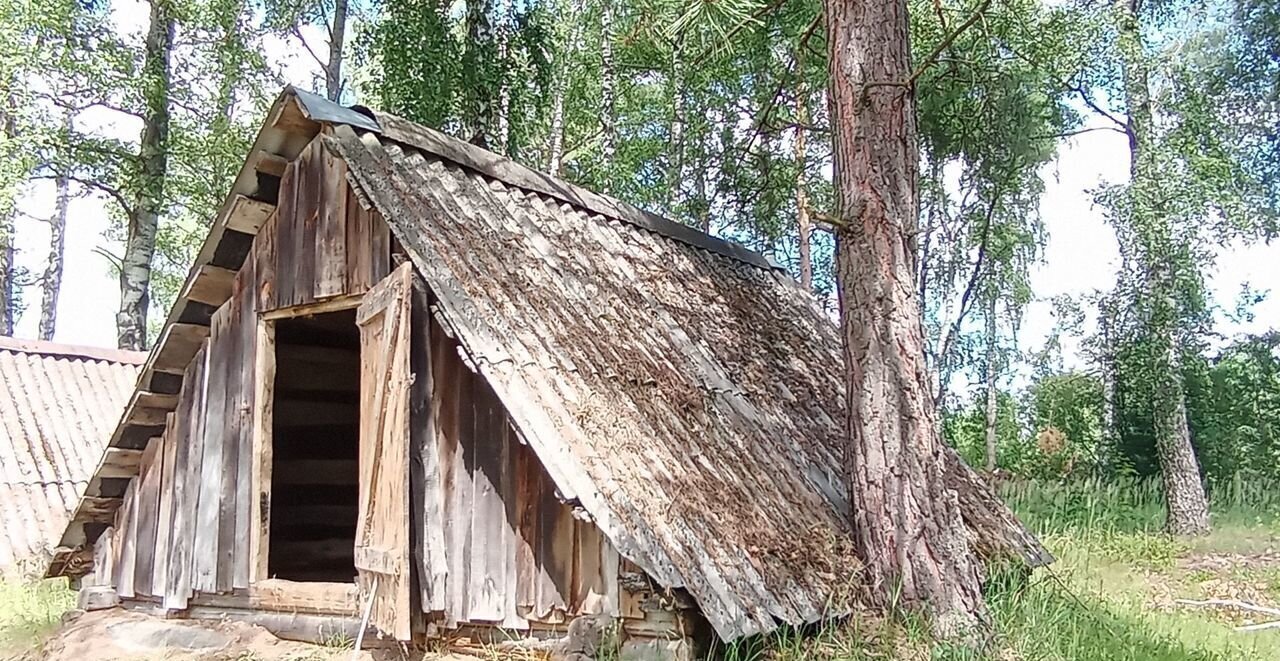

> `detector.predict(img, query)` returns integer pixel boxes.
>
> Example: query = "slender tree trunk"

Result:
[794,49,813,291]
[599,1,616,191]
[325,0,348,102]
[464,0,496,145]
[40,126,71,341]
[0,90,17,336]
[495,0,511,154]
[117,0,174,351]
[983,298,999,472]
[1099,295,1118,470]
[826,0,988,637]
[1115,0,1210,535]
[668,35,686,213]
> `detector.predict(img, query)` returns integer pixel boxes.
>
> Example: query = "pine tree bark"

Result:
[117,0,174,351]
[794,48,813,292]
[826,0,989,637]
[325,0,348,102]
[1115,0,1210,535]
[983,298,998,473]
[599,1,616,191]
[39,148,70,341]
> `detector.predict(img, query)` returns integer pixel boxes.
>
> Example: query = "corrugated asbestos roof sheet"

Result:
[0,338,143,573]
[332,124,861,640]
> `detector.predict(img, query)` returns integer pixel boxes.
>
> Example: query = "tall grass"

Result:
[0,574,75,652]
[1001,475,1280,537]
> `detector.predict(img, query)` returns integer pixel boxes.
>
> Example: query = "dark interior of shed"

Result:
[268,309,361,583]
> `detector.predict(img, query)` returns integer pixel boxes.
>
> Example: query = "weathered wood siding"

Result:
[99,136,617,631]
[418,317,619,628]
[101,137,390,609]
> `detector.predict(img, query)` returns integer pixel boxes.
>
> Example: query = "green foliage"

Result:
[0,576,74,652]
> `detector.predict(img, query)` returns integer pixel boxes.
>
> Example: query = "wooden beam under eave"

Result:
[226,195,274,234]
[99,448,143,478]
[136,391,179,409]
[76,496,123,524]
[127,406,170,427]
[255,151,288,178]
[151,322,210,375]
[185,265,237,307]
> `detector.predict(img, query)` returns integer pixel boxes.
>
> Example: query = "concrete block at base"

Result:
[78,586,120,612]
[619,636,697,661]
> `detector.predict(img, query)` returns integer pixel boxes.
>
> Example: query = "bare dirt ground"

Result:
[4,608,460,661]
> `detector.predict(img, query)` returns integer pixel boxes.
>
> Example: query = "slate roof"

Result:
[0,338,143,572]
[331,120,861,639]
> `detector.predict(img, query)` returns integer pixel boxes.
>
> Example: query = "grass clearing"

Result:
[0,574,75,655]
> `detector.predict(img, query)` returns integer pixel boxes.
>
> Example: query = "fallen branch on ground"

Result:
[1175,598,1280,632]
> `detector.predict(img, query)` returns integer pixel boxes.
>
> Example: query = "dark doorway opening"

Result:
[268,309,361,582]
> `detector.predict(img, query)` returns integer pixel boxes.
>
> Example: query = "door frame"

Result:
[247,293,365,614]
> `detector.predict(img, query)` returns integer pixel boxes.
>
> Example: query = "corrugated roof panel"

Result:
[334,130,861,640]
[0,339,143,573]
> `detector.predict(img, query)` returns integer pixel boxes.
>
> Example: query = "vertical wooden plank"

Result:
[92,526,115,588]
[368,208,391,283]
[411,291,448,613]
[167,346,208,609]
[499,423,527,629]
[153,414,178,595]
[514,440,540,619]
[255,212,278,313]
[233,256,257,589]
[132,435,162,596]
[438,329,472,627]
[468,382,506,622]
[274,163,297,309]
[216,304,243,593]
[536,481,573,619]
[292,141,320,307]
[345,185,371,293]
[116,482,137,600]
[193,312,229,594]
[249,318,275,584]
[353,263,414,640]
[315,146,348,299]
[572,521,606,614]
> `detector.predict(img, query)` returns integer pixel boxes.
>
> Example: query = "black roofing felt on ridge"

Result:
[289,87,784,273]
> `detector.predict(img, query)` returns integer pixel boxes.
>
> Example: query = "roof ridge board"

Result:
[297,92,782,272]
[0,336,147,365]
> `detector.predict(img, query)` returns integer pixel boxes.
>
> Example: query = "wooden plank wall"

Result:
[99,136,390,611]
[420,318,621,628]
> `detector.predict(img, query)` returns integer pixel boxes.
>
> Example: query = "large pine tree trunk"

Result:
[1115,0,1210,535]
[598,1,616,191]
[984,298,998,472]
[826,0,988,637]
[326,0,348,102]
[117,0,174,351]
[39,155,70,341]
[794,48,813,291]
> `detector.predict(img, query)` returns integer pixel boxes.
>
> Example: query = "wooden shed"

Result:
[47,87,1047,656]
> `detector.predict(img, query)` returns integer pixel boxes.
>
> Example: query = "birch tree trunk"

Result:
[39,152,70,341]
[826,0,988,637]
[325,0,348,102]
[599,1,616,191]
[0,91,16,336]
[117,0,174,351]
[667,35,686,213]
[495,0,510,154]
[794,49,813,291]
[1099,296,1118,471]
[1115,0,1210,535]
[983,298,998,473]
